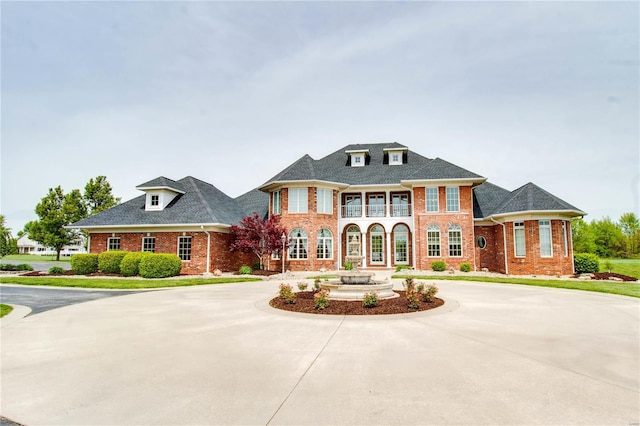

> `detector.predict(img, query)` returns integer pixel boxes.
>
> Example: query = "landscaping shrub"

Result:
[344,261,353,271]
[460,263,471,272]
[421,284,439,302]
[314,289,330,310]
[139,253,182,278]
[574,253,599,274]
[238,265,252,275]
[395,265,411,272]
[70,254,99,275]
[48,266,66,275]
[405,278,419,309]
[313,278,321,291]
[297,282,308,291]
[0,263,16,271]
[362,292,378,308]
[15,264,34,271]
[279,283,296,304]
[431,260,446,272]
[98,251,128,274]
[120,252,149,277]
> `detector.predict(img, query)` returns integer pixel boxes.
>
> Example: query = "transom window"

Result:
[539,220,553,257]
[289,228,308,260]
[427,225,441,257]
[107,237,120,251]
[288,188,308,213]
[426,187,439,212]
[514,222,526,257]
[316,229,333,259]
[317,189,333,214]
[446,187,460,212]
[448,224,462,257]
[178,236,192,261]
[142,236,155,252]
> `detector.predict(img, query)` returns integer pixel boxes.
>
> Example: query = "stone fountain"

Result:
[320,235,398,301]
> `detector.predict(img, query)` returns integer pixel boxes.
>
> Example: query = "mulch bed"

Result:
[270,291,444,315]
[573,272,637,282]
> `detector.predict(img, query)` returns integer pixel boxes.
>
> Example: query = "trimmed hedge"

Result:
[0,263,34,271]
[139,253,182,278]
[120,252,151,277]
[574,253,599,274]
[70,254,99,275]
[98,251,128,274]
[431,260,447,272]
[460,263,471,272]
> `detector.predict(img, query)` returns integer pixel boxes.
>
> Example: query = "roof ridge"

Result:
[181,177,219,222]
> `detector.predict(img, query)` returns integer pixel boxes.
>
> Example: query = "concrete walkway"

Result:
[1,277,638,425]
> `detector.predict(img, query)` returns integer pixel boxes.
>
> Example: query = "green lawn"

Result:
[1,254,70,262]
[1,304,14,318]
[393,274,640,298]
[600,258,640,279]
[0,276,262,289]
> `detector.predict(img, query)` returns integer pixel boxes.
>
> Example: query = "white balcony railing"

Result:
[341,203,411,218]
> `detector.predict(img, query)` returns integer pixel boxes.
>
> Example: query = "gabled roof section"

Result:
[69,176,248,228]
[473,181,586,219]
[136,176,185,193]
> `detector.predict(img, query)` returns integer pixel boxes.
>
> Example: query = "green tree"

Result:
[29,187,88,260]
[571,218,597,254]
[619,212,640,256]
[0,215,18,256]
[591,217,625,258]
[84,176,120,215]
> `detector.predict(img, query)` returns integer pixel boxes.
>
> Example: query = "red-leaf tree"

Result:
[230,213,288,270]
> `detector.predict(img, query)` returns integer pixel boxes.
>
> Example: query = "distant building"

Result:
[69,142,585,275]
[17,234,87,257]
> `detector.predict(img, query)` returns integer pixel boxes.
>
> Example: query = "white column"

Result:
[361,231,367,268]
[338,230,343,269]
[386,231,392,268]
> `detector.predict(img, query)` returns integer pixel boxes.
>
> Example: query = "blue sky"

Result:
[2,1,638,234]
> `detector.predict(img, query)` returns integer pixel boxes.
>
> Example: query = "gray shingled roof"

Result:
[473,181,585,219]
[70,176,248,228]
[136,176,185,193]
[262,143,485,187]
[235,188,270,219]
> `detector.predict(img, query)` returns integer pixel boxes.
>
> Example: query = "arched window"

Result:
[448,224,462,257]
[370,225,385,264]
[289,228,308,260]
[427,225,440,257]
[317,229,333,260]
[394,224,409,264]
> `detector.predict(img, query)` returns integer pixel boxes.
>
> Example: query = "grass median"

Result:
[393,274,640,298]
[0,276,262,290]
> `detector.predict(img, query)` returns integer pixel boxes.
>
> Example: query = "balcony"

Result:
[341,203,411,218]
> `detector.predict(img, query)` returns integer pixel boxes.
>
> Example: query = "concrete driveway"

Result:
[1,279,638,425]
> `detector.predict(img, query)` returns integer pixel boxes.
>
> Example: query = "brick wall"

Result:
[413,186,476,271]
[89,231,254,275]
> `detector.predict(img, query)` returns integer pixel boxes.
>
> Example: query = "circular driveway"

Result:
[1,279,638,425]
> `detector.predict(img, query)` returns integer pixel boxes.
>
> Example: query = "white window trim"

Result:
[427,226,441,257]
[426,187,439,212]
[316,229,333,260]
[446,187,460,212]
[177,236,192,261]
[272,190,281,215]
[142,236,155,252]
[107,237,120,251]
[539,220,553,258]
[448,225,463,258]
[288,188,308,213]
[514,222,526,258]
[317,188,333,214]
[394,227,409,264]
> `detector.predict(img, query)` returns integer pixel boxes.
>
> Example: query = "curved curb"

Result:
[1,304,32,327]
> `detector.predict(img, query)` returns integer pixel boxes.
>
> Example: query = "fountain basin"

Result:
[320,282,399,301]
[339,272,375,284]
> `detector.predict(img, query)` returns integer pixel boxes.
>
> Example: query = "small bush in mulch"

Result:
[270,291,444,315]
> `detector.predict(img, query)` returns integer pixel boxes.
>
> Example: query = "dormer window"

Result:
[150,195,159,206]
[385,148,405,165]
[346,149,369,167]
[137,177,186,212]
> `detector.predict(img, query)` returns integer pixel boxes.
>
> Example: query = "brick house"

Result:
[70,143,584,275]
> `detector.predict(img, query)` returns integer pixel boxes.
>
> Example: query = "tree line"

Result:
[571,212,640,258]
[0,176,120,260]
